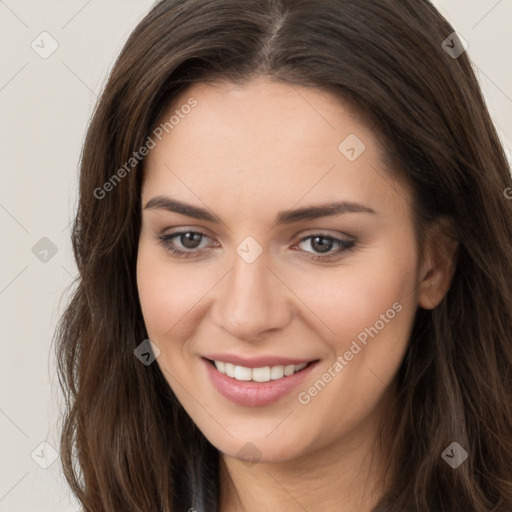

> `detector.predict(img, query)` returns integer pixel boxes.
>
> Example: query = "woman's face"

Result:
[137,77,427,463]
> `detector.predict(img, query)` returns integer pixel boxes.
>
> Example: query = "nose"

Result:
[210,250,293,341]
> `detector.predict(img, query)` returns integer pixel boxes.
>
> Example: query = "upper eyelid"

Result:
[160,228,351,239]
[161,230,353,249]
[163,230,215,247]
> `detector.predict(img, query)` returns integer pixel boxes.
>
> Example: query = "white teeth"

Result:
[234,365,252,381]
[252,367,271,382]
[213,360,310,382]
[284,364,295,376]
[225,362,235,378]
[270,365,285,380]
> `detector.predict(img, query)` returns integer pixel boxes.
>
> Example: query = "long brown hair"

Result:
[55,0,512,510]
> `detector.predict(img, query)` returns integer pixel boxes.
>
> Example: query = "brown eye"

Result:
[309,236,335,253]
[179,232,204,249]
[296,234,355,260]
[157,231,213,257]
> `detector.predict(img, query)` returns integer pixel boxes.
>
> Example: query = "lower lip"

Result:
[203,358,318,407]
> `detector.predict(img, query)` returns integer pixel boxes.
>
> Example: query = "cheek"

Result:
[293,250,417,353]
[136,239,206,345]
[290,242,418,435]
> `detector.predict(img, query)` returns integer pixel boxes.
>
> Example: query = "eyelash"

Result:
[156,230,356,261]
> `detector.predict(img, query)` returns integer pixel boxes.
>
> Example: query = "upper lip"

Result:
[202,353,317,368]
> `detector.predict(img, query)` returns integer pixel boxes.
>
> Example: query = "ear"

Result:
[417,216,459,310]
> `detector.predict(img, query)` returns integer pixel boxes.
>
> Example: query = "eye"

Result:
[157,230,215,258]
[156,230,355,261]
[294,233,355,260]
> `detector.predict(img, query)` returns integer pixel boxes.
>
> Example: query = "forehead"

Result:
[149,77,368,163]
[142,78,410,221]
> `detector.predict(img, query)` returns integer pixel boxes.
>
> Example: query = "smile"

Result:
[212,360,309,382]
[202,356,319,407]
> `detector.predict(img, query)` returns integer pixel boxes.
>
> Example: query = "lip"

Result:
[202,357,319,407]
[202,353,314,368]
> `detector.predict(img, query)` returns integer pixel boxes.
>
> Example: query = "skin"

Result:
[136,77,458,511]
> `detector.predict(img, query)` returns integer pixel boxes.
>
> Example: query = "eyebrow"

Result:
[143,195,377,224]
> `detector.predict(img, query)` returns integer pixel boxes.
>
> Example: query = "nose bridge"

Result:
[212,245,291,339]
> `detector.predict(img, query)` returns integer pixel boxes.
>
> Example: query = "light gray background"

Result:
[0,1,510,510]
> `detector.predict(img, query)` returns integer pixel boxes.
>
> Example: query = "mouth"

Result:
[204,358,316,382]
[202,356,320,407]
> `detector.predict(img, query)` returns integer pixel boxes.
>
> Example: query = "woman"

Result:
[55,0,512,510]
